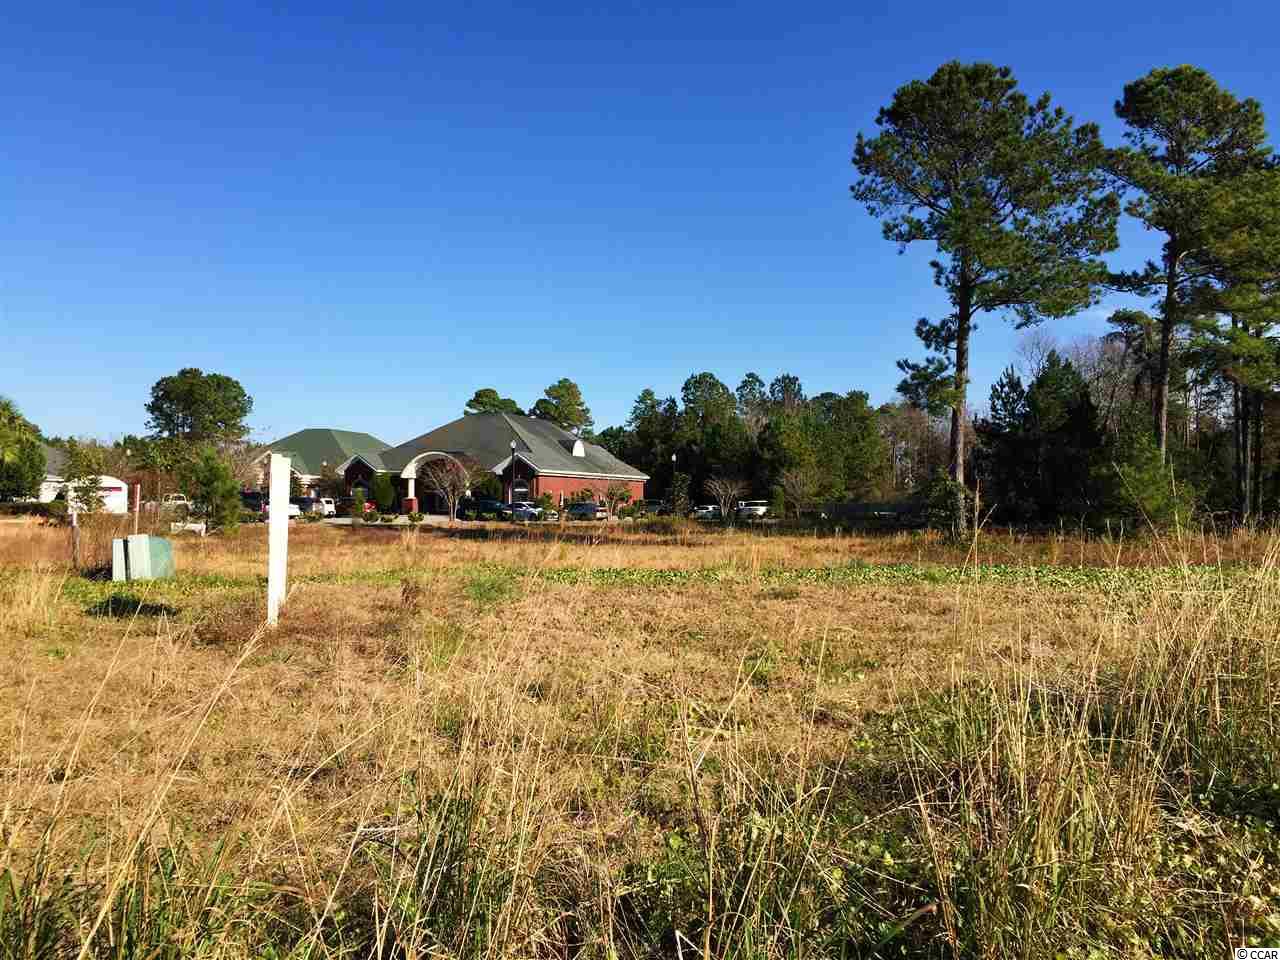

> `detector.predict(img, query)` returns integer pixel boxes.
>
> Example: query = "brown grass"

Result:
[0,519,1276,955]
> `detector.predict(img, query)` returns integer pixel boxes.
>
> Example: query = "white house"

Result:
[38,444,129,514]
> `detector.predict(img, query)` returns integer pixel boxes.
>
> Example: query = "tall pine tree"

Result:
[853,62,1118,530]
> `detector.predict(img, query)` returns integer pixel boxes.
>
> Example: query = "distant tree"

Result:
[625,388,681,491]
[678,373,751,493]
[976,352,1103,524]
[1092,426,1197,530]
[145,368,253,443]
[768,374,806,412]
[371,471,396,512]
[735,373,769,436]
[124,435,190,501]
[289,471,304,499]
[704,475,747,525]
[183,446,241,531]
[464,388,524,416]
[63,440,106,514]
[669,472,691,517]
[0,441,45,501]
[0,397,45,500]
[811,391,887,499]
[352,488,366,523]
[603,482,633,519]
[530,378,593,434]
[470,471,503,500]
[316,461,345,499]
[1107,65,1271,461]
[853,61,1119,530]
[418,456,477,523]
[780,464,821,518]
[1183,167,1280,520]
[593,426,631,461]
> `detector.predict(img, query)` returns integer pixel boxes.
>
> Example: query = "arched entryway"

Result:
[400,451,476,514]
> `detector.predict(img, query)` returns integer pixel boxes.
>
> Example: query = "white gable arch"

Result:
[400,450,469,479]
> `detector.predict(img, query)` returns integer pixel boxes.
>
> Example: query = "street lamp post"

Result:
[510,439,517,508]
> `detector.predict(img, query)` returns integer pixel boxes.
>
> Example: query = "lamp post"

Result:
[510,439,517,507]
[670,452,683,517]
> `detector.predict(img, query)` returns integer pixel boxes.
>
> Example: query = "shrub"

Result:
[770,485,786,518]
[0,438,45,500]
[371,472,396,513]
[919,471,973,536]
[1092,430,1198,530]
[302,512,321,523]
[181,446,241,532]
[408,512,424,524]
[0,501,61,519]
[380,514,395,524]
[351,489,366,523]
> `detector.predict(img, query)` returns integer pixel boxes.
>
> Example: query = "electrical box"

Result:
[111,535,176,582]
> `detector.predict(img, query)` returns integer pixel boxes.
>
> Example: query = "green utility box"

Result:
[111,535,176,582]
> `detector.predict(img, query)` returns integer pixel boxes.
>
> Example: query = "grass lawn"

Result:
[1,518,1278,957]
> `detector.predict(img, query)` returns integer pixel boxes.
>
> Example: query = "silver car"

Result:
[510,502,542,521]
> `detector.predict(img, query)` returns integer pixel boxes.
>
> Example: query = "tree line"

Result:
[7,61,1278,533]
[1,368,256,527]
[852,61,1280,531]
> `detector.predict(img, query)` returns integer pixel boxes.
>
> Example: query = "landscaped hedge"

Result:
[0,501,68,521]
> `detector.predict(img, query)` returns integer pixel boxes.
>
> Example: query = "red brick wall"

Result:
[532,475,645,507]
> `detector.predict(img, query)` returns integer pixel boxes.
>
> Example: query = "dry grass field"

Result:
[1,517,1277,957]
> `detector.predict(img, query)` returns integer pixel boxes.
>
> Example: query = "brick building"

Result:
[339,413,647,513]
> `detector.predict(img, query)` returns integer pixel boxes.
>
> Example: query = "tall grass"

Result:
[1,531,1278,957]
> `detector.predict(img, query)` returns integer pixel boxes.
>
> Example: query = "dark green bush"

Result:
[0,501,65,520]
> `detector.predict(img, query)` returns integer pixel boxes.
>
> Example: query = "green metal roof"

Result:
[377,413,648,479]
[264,428,392,477]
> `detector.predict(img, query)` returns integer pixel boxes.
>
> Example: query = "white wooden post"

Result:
[267,454,290,625]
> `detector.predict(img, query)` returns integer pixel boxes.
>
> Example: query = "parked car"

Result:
[317,497,337,516]
[691,504,722,521]
[240,491,266,520]
[736,500,769,520]
[509,502,542,521]
[567,501,608,521]
[265,500,302,520]
[633,499,665,516]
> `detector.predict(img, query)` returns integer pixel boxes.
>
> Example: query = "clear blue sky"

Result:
[3,0,1276,444]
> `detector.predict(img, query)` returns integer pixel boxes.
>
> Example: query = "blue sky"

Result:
[3,0,1276,444]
